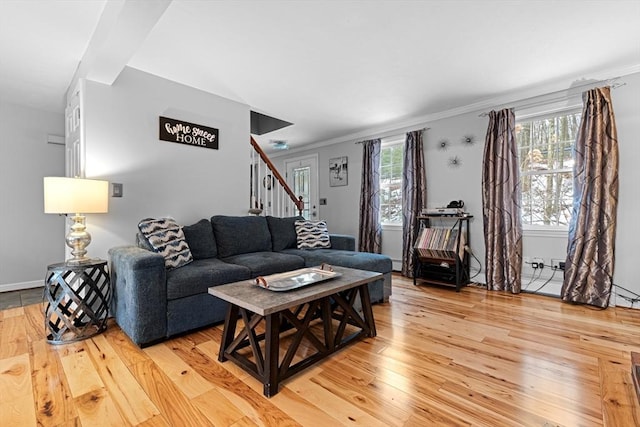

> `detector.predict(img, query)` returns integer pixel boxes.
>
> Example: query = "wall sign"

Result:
[159,116,219,150]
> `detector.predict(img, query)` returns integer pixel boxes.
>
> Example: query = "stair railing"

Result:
[250,137,303,217]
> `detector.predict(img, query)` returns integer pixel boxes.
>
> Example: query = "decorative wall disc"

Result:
[448,156,462,167]
[462,135,476,146]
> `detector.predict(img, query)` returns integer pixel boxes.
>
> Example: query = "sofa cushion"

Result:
[266,215,304,251]
[138,218,193,269]
[211,215,272,258]
[221,252,305,277]
[295,220,331,249]
[281,248,392,274]
[328,234,356,251]
[183,219,217,259]
[166,258,251,300]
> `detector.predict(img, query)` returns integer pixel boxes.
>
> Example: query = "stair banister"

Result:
[250,137,304,215]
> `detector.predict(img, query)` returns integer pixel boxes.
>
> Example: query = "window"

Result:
[291,166,311,219]
[516,110,581,227]
[380,140,404,224]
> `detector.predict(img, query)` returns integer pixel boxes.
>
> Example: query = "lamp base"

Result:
[66,257,94,266]
[66,214,92,265]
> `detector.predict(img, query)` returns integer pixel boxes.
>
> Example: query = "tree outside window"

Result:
[516,111,581,226]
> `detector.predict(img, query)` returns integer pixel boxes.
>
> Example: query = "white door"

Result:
[285,154,319,219]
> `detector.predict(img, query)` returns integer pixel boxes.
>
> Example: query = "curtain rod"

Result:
[354,127,430,144]
[478,78,626,117]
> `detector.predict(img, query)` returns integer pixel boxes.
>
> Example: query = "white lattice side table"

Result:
[44,259,110,344]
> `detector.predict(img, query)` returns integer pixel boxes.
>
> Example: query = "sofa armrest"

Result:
[108,245,167,347]
[329,234,355,251]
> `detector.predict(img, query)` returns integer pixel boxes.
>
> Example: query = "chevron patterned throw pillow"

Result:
[138,218,193,269]
[295,220,331,249]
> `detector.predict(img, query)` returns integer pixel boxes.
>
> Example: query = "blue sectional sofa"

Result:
[108,215,392,347]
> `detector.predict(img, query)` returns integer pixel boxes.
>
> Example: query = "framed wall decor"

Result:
[329,156,348,187]
[159,116,219,150]
[263,174,275,190]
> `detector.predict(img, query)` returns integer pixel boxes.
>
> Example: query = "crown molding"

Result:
[271,64,640,158]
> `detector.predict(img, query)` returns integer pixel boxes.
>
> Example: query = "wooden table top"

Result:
[208,266,382,316]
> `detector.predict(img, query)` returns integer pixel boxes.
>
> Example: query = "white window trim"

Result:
[381,135,404,147]
[521,167,572,177]
[381,222,403,231]
[522,224,569,238]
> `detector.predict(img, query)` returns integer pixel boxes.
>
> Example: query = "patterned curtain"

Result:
[401,130,426,277]
[358,139,382,253]
[561,87,619,308]
[482,108,523,293]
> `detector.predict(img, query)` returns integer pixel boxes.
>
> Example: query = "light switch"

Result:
[112,183,123,197]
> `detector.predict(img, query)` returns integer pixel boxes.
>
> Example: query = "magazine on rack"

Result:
[255,264,340,291]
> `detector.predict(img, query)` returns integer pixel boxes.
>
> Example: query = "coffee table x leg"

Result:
[217,282,376,397]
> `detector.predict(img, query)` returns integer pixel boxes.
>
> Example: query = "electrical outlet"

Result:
[551,259,566,270]
[533,257,544,270]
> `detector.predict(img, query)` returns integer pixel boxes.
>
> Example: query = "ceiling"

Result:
[1,1,639,152]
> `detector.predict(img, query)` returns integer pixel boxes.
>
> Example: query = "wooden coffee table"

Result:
[208,266,380,397]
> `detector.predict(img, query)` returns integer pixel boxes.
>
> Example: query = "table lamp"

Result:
[44,177,109,265]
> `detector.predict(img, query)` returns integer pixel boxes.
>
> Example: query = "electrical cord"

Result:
[617,295,639,307]
[466,246,483,280]
[613,283,640,307]
[613,283,640,298]
[526,267,558,294]
[521,266,543,290]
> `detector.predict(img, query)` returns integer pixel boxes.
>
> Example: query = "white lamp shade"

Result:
[44,177,109,214]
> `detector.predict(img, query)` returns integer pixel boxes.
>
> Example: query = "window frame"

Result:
[516,107,582,234]
[379,136,404,227]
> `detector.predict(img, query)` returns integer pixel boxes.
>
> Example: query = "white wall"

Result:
[272,71,640,307]
[272,118,487,273]
[0,101,65,290]
[81,67,250,260]
[2,64,636,309]
[609,71,640,307]
[511,72,640,304]
[424,74,640,306]
[423,113,487,280]
[273,139,363,236]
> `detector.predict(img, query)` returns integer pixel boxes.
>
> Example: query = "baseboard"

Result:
[613,295,639,309]
[520,274,563,297]
[520,278,639,310]
[0,280,43,293]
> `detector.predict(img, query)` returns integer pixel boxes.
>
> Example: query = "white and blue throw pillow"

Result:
[138,218,193,269]
[295,220,331,249]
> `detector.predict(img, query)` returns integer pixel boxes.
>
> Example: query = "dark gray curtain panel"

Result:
[401,130,426,277]
[358,139,382,253]
[482,108,523,293]
[561,87,619,308]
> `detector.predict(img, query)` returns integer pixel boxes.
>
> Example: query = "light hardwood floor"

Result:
[1,275,639,426]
